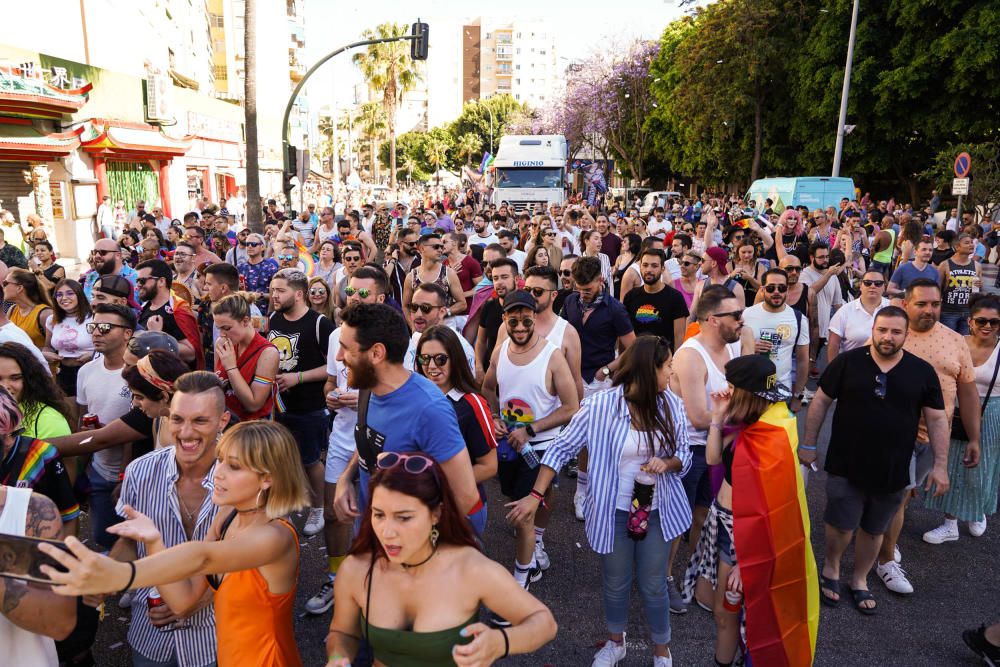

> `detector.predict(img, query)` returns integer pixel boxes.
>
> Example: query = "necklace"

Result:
[401,545,438,570]
[509,336,540,355]
[177,492,197,522]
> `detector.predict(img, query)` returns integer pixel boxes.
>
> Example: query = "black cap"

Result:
[501,290,537,313]
[724,355,791,403]
[127,330,180,358]
[94,274,132,298]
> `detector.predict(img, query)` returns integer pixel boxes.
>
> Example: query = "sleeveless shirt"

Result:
[676,337,735,447]
[496,338,561,445]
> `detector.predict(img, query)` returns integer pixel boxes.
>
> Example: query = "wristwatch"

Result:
[525,424,536,437]
[600,366,611,379]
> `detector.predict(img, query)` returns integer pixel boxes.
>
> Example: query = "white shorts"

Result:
[583,376,613,400]
[324,445,354,484]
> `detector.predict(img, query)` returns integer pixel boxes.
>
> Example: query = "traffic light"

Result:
[411,20,428,61]
[283,144,298,200]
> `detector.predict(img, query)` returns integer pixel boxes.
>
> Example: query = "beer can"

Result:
[146,587,165,609]
[81,413,100,429]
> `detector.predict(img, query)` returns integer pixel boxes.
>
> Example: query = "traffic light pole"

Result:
[281,35,418,206]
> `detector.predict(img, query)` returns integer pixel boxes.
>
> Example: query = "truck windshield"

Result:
[495,168,563,189]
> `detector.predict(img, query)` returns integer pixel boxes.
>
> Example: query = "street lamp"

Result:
[832,0,859,177]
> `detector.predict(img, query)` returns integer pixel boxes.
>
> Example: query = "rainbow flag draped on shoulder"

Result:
[731,402,818,667]
[294,239,315,274]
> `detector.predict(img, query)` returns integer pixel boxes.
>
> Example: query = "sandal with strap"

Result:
[849,588,877,615]
[819,574,840,607]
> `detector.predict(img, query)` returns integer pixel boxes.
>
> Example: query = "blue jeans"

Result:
[940,311,971,335]
[600,510,672,645]
[86,465,122,551]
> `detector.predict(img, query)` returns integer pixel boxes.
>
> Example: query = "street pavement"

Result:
[89,401,997,666]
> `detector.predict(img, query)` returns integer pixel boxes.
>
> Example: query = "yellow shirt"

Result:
[903,322,975,443]
[8,303,48,349]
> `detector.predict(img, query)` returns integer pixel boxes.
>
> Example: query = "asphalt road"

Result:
[89,401,997,666]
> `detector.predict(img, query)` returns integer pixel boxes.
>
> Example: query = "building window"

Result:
[210,13,224,27]
[486,32,492,39]
[214,40,226,52]
[214,65,228,79]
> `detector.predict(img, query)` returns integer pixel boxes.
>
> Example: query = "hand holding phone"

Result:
[0,532,72,585]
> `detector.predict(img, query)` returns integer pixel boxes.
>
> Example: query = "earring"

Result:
[255,488,266,509]
[430,525,439,548]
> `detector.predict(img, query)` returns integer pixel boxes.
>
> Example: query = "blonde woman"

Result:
[41,420,311,667]
[308,276,336,321]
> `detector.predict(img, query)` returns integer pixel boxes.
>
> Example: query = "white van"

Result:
[640,191,682,216]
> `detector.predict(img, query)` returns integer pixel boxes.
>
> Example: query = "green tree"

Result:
[921,142,1000,223]
[424,127,452,185]
[455,132,482,167]
[353,23,422,189]
[355,102,387,180]
[447,95,527,166]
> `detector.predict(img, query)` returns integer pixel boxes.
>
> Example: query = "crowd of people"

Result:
[0,186,997,667]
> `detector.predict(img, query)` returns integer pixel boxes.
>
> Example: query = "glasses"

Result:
[136,276,158,285]
[376,451,436,477]
[711,309,744,320]
[54,291,75,300]
[861,279,885,287]
[94,249,119,256]
[172,252,193,259]
[972,317,1000,328]
[344,287,370,298]
[763,284,788,293]
[1,280,20,289]
[344,255,362,263]
[680,260,698,267]
[874,372,888,399]
[543,231,557,237]
[783,265,802,272]
[416,353,450,367]
[526,287,551,298]
[86,322,131,335]
[559,270,572,277]
[245,241,263,248]
[506,317,534,328]
[407,302,440,314]
[427,244,444,251]
[309,288,328,296]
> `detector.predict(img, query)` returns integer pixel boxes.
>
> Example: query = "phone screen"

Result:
[0,533,72,585]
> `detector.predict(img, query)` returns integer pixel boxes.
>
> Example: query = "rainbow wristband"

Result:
[252,375,275,386]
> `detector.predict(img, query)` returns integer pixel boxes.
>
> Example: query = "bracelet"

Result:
[799,444,817,451]
[225,367,237,373]
[497,626,510,659]
[119,561,137,594]
[118,472,125,482]
[709,422,724,430]
[528,489,548,509]
[297,371,303,385]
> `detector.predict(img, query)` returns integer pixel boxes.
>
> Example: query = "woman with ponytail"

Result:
[212,292,279,421]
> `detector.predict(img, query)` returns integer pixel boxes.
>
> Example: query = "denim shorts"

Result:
[277,409,328,466]
[681,446,713,509]
[716,505,736,567]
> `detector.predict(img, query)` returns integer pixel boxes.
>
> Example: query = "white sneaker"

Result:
[303,507,325,536]
[304,577,335,615]
[592,636,626,666]
[876,560,914,595]
[922,521,959,544]
[893,545,901,563]
[118,591,133,609]
[534,542,551,571]
[652,655,673,667]
[969,517,987,537]
[573,492,585,521]
[801,388,815,404]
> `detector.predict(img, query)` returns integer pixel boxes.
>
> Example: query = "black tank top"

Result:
[789,284,809,316]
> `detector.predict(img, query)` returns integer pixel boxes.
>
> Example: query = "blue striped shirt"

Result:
[117,447,218,667]
[541,386,693,554]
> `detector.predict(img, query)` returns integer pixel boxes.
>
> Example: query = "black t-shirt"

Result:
[552,289,572,318]
[478,298,503,371]
[820,347,944,493]
[449,391,495,503]
[138,302,187,342]
[0,436,78,521]
[267,309,334,412]
[931,247,955,267]
[622,284,689,351]
[120,406,155,460]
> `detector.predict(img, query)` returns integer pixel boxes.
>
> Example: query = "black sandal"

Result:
[849,588,877,615]
[819,574,840,607]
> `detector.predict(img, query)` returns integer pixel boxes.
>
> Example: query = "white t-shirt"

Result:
[799,265,844,336]
[76,358,132,481]
[741,303,809,388]
[469,232,500,247]
[46,316,94,359]
[0,323,49,370]
[665,257,682,282]
[827,297,889,353]
[615,429,656,511]
[403,330,475,374]
[325,327,357,454]
[648,218,673,237]
[509,249,527,273]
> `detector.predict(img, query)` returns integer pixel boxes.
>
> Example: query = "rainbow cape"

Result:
[731,402,818,667]
[294,239,315,274]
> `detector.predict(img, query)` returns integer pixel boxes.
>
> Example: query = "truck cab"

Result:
[491,135,567,212]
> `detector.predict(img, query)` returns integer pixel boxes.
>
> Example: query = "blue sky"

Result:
[302,0,706,108]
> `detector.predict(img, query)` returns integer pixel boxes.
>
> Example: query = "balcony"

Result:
[496,45,512,60]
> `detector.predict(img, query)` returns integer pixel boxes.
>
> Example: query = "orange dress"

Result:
[209,519,302,667]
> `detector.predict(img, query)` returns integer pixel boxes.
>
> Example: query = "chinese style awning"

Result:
[0,117,83,161]
[80,119,193,160]
[0,70,92,120]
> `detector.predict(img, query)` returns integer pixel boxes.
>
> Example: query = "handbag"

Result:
[951,346,1000,441]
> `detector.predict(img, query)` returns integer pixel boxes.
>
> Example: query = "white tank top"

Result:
[677,337,735,447]
[975,341,1000,398]
[497,338,562,445]
[544,317,568,349]
[0,486,58,666]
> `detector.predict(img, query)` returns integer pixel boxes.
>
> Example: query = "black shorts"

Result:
[823,474,906,536]
[277,409,328,467]
[498,453,543,500]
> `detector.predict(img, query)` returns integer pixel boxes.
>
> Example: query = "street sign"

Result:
[954,152,971,178]
[953,178,970,196]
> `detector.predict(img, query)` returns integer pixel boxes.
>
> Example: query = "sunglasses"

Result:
[763,284,788,293]
[376,451,436,477]
[94,249,119,256]
[407,303,440,314]
[278,254,295,261]
[783,265,802,272]
[874,372,887,399]
[712,309,744,320]
[344,287,370,298]
[427,244,444,251]
[861,279,885,287]
[559,270,572,277]
[245,241,263,248]
[972,317,1000,328]
[136,276,159,285]
[526,287,551,298]
[416,353,450,367]
[506,317,534,328]
[344,255,362,263]
[680,260,698,267]
[86,322,131,335]
[54,291,76,300]
[309,288,328,296]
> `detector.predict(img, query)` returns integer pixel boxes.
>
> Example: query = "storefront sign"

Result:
[186,111,242,143]
[0,60,88,91]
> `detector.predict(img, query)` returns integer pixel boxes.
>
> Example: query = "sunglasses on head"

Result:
[344,287,370,298]
[416,353,449,367]
[861,279,885,287]
[86,322,130,335]
[407,302,440,314]
[763,284,788,293]
[376,452,437,477]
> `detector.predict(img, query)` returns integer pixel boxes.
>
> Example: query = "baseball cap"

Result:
[725,355,791,403]
[705,246,729,274]
[501,290,537,313]
[94,274,132,298]
[127,330,180,358]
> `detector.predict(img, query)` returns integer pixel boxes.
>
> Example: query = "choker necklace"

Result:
[401,545,438,570]
[235,506,262,514]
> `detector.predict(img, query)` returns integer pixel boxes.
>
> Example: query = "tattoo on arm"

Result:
[25,494,61,539]
[1,577,28,614]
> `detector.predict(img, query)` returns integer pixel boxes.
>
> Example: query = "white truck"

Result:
[491,134,567,211]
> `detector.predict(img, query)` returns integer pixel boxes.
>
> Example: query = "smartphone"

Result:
[0,533,72,585]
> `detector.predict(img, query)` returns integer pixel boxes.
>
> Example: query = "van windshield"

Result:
[495,168,563,189]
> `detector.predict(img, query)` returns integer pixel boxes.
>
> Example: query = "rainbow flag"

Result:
[294,239,315,275]
[731,402,818,667]
[479,151,494,174]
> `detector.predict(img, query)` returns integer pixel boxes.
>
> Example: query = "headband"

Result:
[136,355,175,395]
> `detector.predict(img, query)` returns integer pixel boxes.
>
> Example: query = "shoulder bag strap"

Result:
[354,389,377,472]
[980,345,1000,416]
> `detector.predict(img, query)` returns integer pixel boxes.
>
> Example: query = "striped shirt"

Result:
[117,447,219,667]
[541,385,693,554]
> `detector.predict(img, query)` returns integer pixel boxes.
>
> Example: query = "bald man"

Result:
[82,239,139,306]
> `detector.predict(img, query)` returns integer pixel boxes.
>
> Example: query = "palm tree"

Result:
[243,0,262,233]
[355,102,386,181]
[425,136,449,186]
[455,132,481,167]
[399,152,419,185]
[352,23,421,190]
[318,114,336,175]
